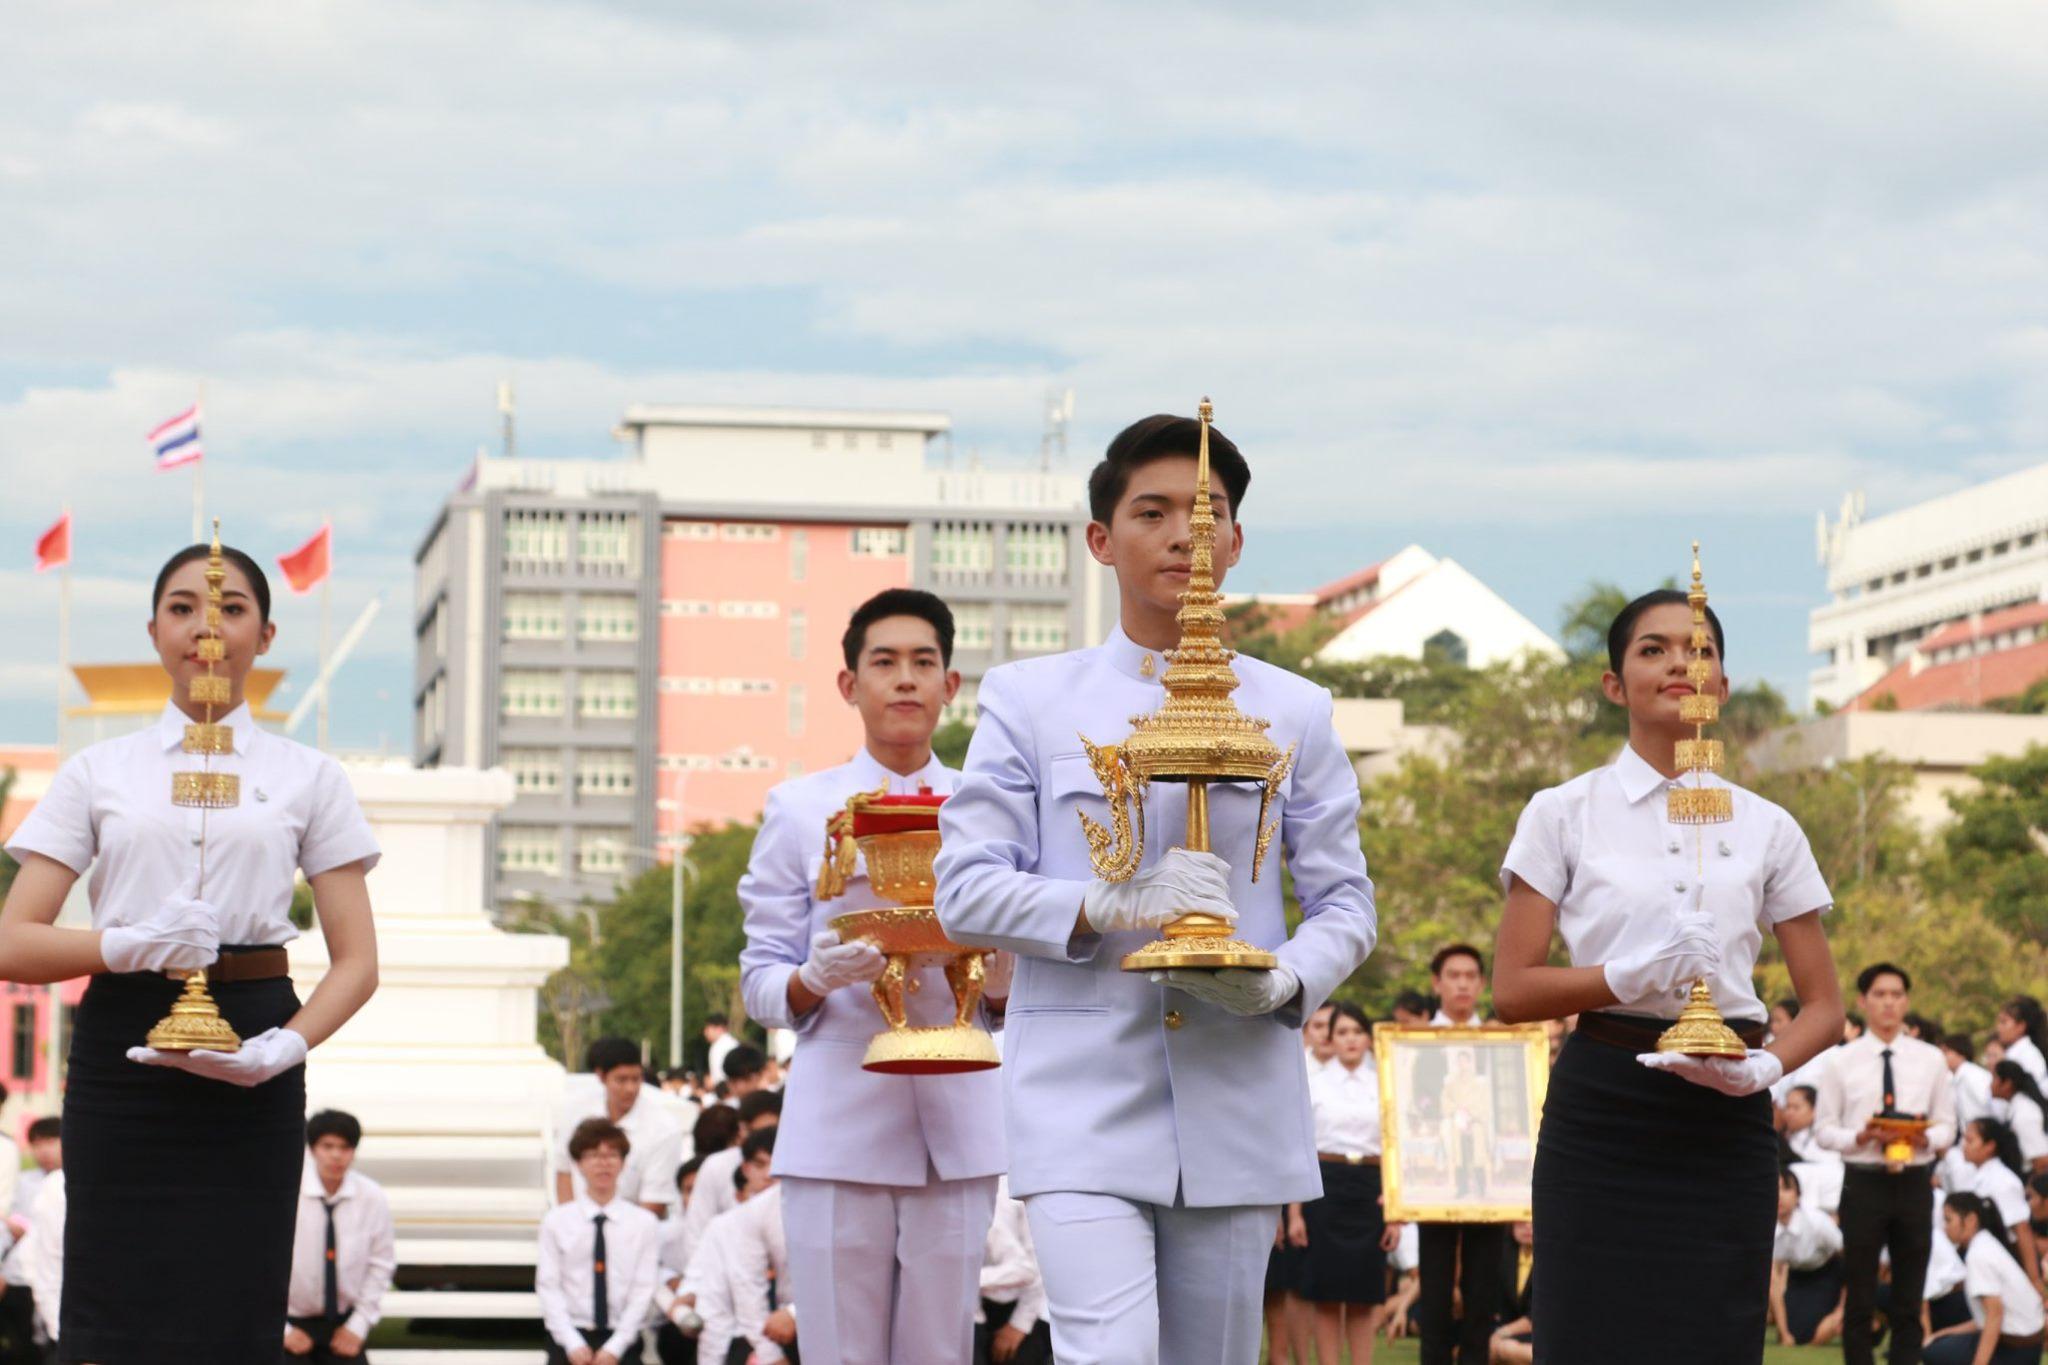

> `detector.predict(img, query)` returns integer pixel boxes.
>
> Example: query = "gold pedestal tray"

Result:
[145,972,242,1053]
[1655,979,1747,1058]
[1119,910,1277,972]
[1870,1115,1930,1166]
[829,906,999,1076]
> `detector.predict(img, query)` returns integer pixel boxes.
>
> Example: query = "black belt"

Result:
[1575,1011,1767,1051]
[166,946,290,984]
[1318,1152,1380,1166]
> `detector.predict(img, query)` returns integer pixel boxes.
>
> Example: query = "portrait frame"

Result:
[1375,1024,1550,1223]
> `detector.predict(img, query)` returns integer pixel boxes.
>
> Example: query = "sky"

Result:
[3,0,2045,749]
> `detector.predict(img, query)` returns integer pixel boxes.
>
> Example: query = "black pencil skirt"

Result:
[1530,1029,1777,1365]
[61,961,307,1364]
[1300,1161,1388,1305]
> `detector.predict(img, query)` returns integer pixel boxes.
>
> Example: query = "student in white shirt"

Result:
[1992,1063,2048,1177]
[702,1017,739,1093]
[1956,1118,2046,1302]
[1265,1001,1335,1365]
[0,1114,58,1354]
[1298,1003,1399,1365]
[285,1110,397,1362]
[1948,1032,2001,1129]
[553,1039,685,1216]
[1927,1198,1977,1338]
[1923,1192,2046,1365]
[1996,1000,2048,1091]
[1783,1083,1836,1165]
[1415,944,1506,1363]
[1770,1168,1845,1347]
[537,1119,662,1365]
[1382,1223,1421,1343]
[22,1167,63,1351]
[1494,587,1843,1363]
[979,1181,1051,1365]
[1,537,384,1363]
[677,1093,778,1278]
[679,1136,792,1365]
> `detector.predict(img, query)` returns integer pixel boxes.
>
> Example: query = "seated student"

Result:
[1770,1168,1845,1347]
[720,1045,769,1105]
[21,1166,62,1359]
[1925,1197,1975,1337]
[1955,1119,2047,1302]
[1992,1063,2048,1177]
[654,1155,709,1365]
[1488,1221,1535,1365]
[0,1116,59,1362]
[977,1179,1051,1365]
[537,1119,661,1365]
[1946,1032,2000,1128]
[684,1131,790,1365]
[2030,1175,2048,1272]
[1381,1222,1421,1343]
[1923,1193,2046,1365]
[678,1092,779,1274]
[286,1110,397,1363]
[1783,1084,1836,1164]
[555,1039,686,1216]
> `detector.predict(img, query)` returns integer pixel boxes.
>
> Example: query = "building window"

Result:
[717,751,778,773]
[578,831,633,874]
[1424,628,1470,667]
[502,592,566,641]
[501,670,565,718]
[10,1004,33,1082]
[498,827,561,876]
[954,602,993,650]
[1008,604,1068,653]
[851,527,907,558]
[503,510,569,568]
[718,600,780,619]
[790,609,807,661]
[721,524,780,543]
[576,750,636,796]
[577,596,639,642]
[716,678,776,696]
[843,431,858,449]
[811,430,827,449]
[661,599,713,617]
[789,683,807,737]
[658,676,716,695]
[577,672,638,719]
[932,522,995,575]
[665,521,718,541]
[790,529,808,582]
[503,747,561,795]
[577,512,639,574]
[1005,524,1068,580]
[877,432,893,450]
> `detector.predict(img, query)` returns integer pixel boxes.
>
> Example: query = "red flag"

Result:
[277,523,332,594]
[33,513,70,573]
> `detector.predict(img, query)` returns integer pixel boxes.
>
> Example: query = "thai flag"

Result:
[148,405,203,470]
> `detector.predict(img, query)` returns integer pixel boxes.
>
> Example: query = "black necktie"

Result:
[322,1199,340,1324]
[1881,1047,1897,1115]
[592,1212,610,1333]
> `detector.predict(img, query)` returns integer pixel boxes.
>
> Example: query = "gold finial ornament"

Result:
[150,518,242,1054]
[1078,399,1296,973]
[1656,539,1744,1059]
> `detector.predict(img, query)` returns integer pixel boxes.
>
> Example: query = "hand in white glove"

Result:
[797,930,886,996]
[1636,1048,1784,1097]
[981,950,1015,1003]
[1152,965,1302,1018]
[100,871,220,975]
[1084,849,1236,935]
[1602,913,1721,1009]
[128,1026,308,1087]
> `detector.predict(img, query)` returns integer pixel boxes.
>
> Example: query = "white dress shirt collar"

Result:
[300,1163,363,1204]
[1613,742,1727,805]
[575,1191,631,1220]
[154,699,256,755]
[1101,625,1169,685]
[847,746,949,796]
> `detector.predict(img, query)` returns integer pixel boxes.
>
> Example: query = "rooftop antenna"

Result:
[498,379,517,458]
[1039,387,1075,472]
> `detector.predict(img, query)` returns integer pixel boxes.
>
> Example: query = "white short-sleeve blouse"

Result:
[4,701,380,947]
[1501,744,1832,1023]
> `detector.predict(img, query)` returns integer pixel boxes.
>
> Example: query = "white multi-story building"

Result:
[1808,462,2048,710]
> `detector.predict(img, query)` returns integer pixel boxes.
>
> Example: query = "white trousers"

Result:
[779,1172,998,1365]
[1023,1192,1279,1365]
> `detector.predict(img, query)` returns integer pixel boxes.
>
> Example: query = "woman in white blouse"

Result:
[1296,1003,1401,1364]
[0,542,381,1363]
[1997,1000,2048,1091]
[1924,1192,2045,1365]
[1492,588,1844,1364]
[1994,1063,2048,1177]
[1957,1118,2048,1303]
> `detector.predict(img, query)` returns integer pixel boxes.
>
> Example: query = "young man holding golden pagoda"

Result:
[736,587,1008,1365]
[934,408,1377,1365]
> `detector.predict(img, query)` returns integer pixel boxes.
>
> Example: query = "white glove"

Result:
[1152,965,1302,1018]
[1602,912,1721,1009]
[128,1026,308,1087]
[100,872,220,975]
[1084,849,1237,935]
[797,930,886,995]
[982,950,1015,1002]
[671,1304,704,1333]
[1636,1048,1783,1097]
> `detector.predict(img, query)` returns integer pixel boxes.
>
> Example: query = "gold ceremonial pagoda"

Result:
[1078,398,1296,973]
[146,521,243,1054]
[1656,541,1746,1059]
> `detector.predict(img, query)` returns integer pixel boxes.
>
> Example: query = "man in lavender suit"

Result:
[739,588,1008,1365]
[935,414,1377,1365]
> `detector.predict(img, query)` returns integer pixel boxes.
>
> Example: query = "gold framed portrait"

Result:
[1374,1024,1549,1223]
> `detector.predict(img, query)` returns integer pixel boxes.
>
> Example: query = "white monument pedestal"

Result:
[289,764,566,1356]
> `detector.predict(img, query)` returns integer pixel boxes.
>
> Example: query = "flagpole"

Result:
[55,504,70,750]
[317,532,333,752]
[191,383,205,543]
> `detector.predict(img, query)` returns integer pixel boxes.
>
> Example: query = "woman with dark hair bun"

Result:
[1992,1061,2048,1177]
[1491,584,1845,1364]
[0,537,382,1362]
[1997,997,2048,1089]
[1297,1002,1399,1364]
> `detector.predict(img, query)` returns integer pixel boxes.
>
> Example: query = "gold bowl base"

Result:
[146,1011,242,1053]
[1120,935,1278,972]
[830,906,959,956]
[1655,980,1748,1058]
[862,1025,1002,1076]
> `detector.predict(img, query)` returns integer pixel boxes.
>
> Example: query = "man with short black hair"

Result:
[1815,962,1956,1365]
[1417,944,1503,1365]
[0,1115,56,1363]
[720,1045,768,1101]
[539,1119,661,1365]
[286,1110,396,1362]
[555,1037,685,1216]
[739,585,1007,1364]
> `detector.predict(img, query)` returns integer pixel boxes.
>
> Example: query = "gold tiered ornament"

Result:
[816,789,1000,1075]
[1077,398,1296,974]
[1655,542,1747,1060]
[146,520,243,1054]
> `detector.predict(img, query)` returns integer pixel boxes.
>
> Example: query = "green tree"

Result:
[1934,745,2048,946]
[933,718,975,770]
[0,766,16,904]
[1558,582,1635,666]
[1224,600,1341,670]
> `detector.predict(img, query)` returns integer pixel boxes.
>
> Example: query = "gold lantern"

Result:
[817,789,1000,1075]
[1076,398,1296,973]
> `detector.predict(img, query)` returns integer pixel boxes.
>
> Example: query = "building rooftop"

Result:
[1917,600,2048,655]
[1847,636,2048,712]
[617,404,951,435]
